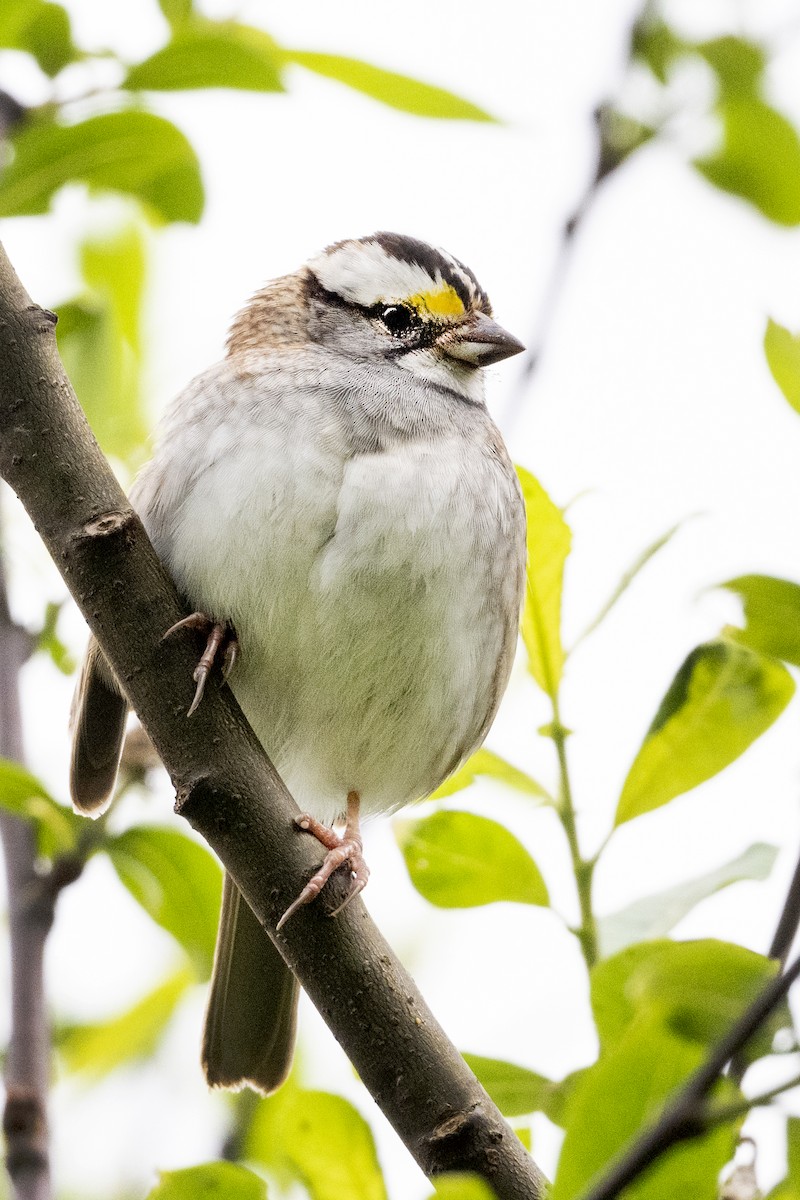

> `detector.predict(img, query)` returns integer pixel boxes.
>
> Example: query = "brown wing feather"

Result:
[70,638,128,815]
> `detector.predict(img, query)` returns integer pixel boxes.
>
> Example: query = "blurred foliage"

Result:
[723,575,800,667]
[247,1086,387,1200]
[2,3,800,1199]
[145,1163,268,1199]
[0,111,204,223]
[0,0,76,77]
[58,967,193,1078]
[56,219,151,465]
[597,843,779,958]
[106,825,222,979]
[0,756,84,857]
[463,1053,576,1122]
[601,10,800,226]
[428,747,552,803]
[426,1178,499,1200]
[34,598,76,674]
[765,319,800,416]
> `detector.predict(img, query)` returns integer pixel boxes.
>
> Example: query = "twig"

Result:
[580,953,800,1200]
[0,511,51,1200]
[0,90,26,142]
[502,0,655,433]
[0,244,547,1199]
[769,846,800,967]
[701,1070,800,1132]
[501,129,605,430]
[727,836,800,1087]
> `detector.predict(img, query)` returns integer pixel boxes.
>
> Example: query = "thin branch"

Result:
[769,845,800,967]
[727,835,800,1087]
[580,953,800,1200]
[0,244,547,1199]
[502,1,655,432]
[0,508,52,1200]
[700,1070,800,1133]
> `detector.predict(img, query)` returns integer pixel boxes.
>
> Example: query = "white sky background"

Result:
[4,0,800,1195]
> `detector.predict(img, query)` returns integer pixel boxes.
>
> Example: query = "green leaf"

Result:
[57,221,150,465]
[764,320,800,416]
[697,36,766,98]
[0,757,82,856]
[430,748,552,803]
[58,966,192,1077]
[287,51,495,122]
[395,811,548,908]
[126,24,284,94]
[632,942,784,1057]
[147,1163,267,1199]
[722,573,800,667]
[106,826,222,978]
[590,940,785,1059]
[0,111,204,224]
[35,600,76,674]
[248,1088,386,1200]
[551,1013,738,1200]
[597,843,778,958]
[517,466,571,697]
[696,99,800,226]
[631,16,687,83]
[158,0,193,29]
[463,1053,570,1121]
[572,519,688,649]
[615,639,794,826]
[0,0,77,77]
[426,1176,498,1200]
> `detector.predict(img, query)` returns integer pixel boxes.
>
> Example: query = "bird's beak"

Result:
[438,311,525,367]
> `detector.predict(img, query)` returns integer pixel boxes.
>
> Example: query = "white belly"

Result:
[141,378,522,825]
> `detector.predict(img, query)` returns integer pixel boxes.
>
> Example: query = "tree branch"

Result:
[0,510,53,1200]
[579,953,800,1200]
[0,241,547,1199]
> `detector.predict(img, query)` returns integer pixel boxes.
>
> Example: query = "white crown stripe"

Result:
[309,239,481,311]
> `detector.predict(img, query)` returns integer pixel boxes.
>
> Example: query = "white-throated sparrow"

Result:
[70,232,526,1094]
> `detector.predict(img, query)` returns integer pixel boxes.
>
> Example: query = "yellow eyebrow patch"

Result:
[408,285,465,318]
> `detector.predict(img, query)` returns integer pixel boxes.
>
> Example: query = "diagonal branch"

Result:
[580,953,800,1200]
[0,241,547,1200]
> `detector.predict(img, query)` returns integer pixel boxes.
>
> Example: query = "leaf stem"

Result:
[550,698,598,968]
[701,1069,800,1132]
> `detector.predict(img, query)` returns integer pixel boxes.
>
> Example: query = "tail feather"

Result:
[70,638,128,815]
[203,872,299,1094]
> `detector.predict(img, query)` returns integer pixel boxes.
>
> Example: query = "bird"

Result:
[70,231,527,1095]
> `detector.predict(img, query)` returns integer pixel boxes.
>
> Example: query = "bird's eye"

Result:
[379,305,416,336]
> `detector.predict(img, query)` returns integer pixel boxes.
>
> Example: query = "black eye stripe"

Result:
[304,274,446,353]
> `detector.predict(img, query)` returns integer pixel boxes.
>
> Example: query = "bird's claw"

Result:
[277,793,368,929]
[162,612,239,716]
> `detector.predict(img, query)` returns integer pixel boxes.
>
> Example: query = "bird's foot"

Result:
[277,791,369,929]
[162,612,239,716]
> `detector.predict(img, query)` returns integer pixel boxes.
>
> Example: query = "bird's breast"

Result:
[144,376,524,823]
